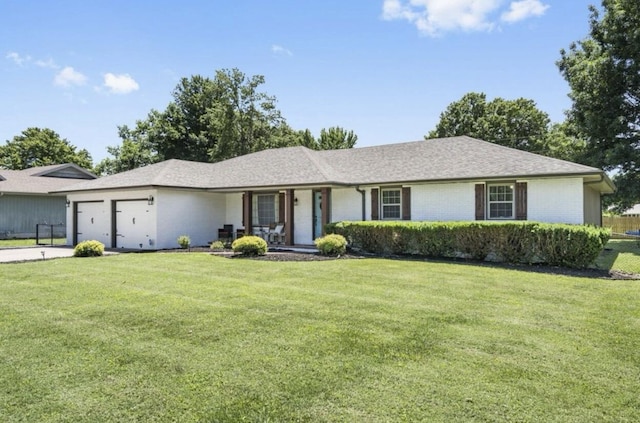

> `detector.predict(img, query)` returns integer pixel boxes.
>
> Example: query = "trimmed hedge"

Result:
[326,221,610,269]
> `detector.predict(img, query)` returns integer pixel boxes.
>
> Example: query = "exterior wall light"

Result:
[294,197,298,206]
[148,195,154,205]
[66,199,71,208]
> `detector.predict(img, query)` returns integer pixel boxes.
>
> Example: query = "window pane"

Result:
[382,190,400,205]
[383,205,401,219]
[488,185,514,219]
[257,195,276,225]
[489,203,513,218]
[381,189,401,219]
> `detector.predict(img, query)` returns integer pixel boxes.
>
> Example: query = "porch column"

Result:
[285,189,295,245]
[243,191,253,235]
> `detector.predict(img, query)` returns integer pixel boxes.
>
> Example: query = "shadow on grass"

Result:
[595,239,640,273]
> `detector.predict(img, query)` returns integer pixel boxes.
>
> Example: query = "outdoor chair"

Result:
[268,223,285,244]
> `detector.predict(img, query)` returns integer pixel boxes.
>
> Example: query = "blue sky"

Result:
[1,0,595,163]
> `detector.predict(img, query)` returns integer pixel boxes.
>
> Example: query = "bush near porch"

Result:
[327,221,610,269]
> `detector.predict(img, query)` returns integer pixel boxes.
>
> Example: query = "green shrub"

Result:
[314,234,347,256]
[177,235,191,249]
[73,240,105,257]
[327,221,610,269]
[210,240,225,251]
[232,235,267,256]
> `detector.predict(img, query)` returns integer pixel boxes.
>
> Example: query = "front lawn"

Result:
[596,239,640,274]
[0,238,66,248]
[1,253,639,422]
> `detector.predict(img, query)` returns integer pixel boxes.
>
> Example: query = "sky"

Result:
[1,0,597,163]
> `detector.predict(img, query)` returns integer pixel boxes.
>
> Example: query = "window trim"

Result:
[253,192,279,226]
[380,188,402,220]
[487,183,515,220]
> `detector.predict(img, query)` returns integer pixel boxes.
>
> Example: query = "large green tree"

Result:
[97,69,357,174]
[113,69,286,165]
[427,93,548,152]
[0,127,92,170]
[558,0,640,210]
[426,92,584,161]
[93,126,156,176]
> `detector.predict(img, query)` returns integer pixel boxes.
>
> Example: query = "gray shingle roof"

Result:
[55,136,614,193]
[0,164,96,195]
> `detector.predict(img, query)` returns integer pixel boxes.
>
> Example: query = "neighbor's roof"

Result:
[55,136,615,194]
[622,204,640,215]
[0,163,96,195]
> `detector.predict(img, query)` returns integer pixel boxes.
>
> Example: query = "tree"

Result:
[93,126,156,176]
[97,68,358,174]
[0,127,92,170]
[426,92,552,154]
[317,127,358,150]
[558,0,640,211]
[426,92,586,162]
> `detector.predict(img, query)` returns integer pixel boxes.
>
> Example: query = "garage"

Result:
[75,201,110,246]
[115,200,154,249]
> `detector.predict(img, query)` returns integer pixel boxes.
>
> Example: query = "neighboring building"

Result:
[55,136,615,250]
[0,164,96,239]
[622,204,640,217]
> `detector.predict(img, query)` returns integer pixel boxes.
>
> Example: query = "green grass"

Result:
[1,253,639,422]
[0,238,66,248]
[596,239,640,274]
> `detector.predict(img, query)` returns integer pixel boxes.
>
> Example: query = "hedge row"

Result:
[325,221,610,269]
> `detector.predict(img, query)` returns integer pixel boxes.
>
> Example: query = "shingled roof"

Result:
[55,136,615,193]
[0,163,96,195]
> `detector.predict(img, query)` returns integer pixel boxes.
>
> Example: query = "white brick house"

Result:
[55,136,615,249]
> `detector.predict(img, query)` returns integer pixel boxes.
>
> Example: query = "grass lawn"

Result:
[596,238,640,274]
[0,238,66,248]
[1,253,639,422]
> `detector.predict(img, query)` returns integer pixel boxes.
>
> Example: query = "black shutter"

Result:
[402,187,411,220]
[515,182,527,220]
[371,188,379,220]
[475,184,485,220]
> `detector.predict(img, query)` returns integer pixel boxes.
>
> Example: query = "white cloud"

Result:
[35,58,59,69]
[6,51,31,66]
[501,0,549,23]
[103,73,139,94]
[54,66,88,87]
[382,0,548,36]
[272,44,293,57]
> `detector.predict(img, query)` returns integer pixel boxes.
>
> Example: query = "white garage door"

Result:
[76,201,110,246]
[115,201,154,249]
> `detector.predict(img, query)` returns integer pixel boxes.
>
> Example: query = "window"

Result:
[488,184,514,219]
[254,194,278,226]
[381,189,401,219]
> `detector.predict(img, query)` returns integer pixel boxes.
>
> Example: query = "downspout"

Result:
[355,186,366,221]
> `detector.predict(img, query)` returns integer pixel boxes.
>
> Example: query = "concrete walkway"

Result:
[0,246,79,263]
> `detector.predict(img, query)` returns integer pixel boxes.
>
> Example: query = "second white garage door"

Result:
[115,200,154,249]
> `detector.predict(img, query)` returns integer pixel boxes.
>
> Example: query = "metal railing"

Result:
[35,223,66,245]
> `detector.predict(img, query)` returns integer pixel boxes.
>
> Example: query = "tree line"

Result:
[1,0,637,210]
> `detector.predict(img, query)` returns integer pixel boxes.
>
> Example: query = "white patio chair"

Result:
[268,223,285,244]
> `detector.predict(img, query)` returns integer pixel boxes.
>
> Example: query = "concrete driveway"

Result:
[0,246,78,263]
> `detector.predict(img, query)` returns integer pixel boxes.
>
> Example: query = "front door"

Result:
[313,191,323,240]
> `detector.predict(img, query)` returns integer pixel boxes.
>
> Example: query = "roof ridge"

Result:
[300,147,344,182]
